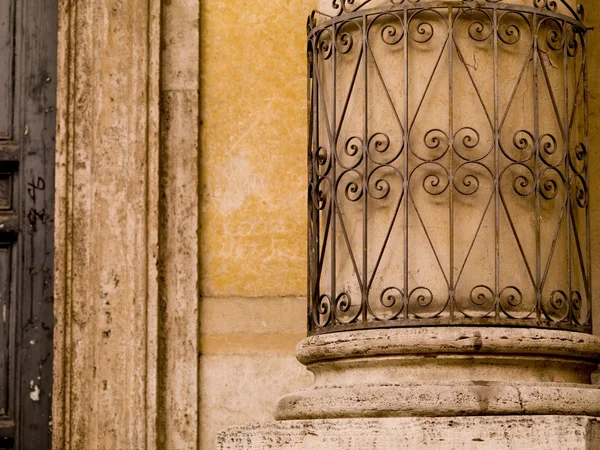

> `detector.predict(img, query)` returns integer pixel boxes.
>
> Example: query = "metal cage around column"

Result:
[307,0,591,334]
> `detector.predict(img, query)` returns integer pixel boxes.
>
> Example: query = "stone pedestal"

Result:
[276,328,600,419]
[218,416,600,450]
[217,327,600,448]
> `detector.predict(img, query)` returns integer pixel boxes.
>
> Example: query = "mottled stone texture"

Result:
[159,0,200,447]
[53,0,162,448]
[275,328,600,422]
[53,0,200,449]
[217,417,600,450]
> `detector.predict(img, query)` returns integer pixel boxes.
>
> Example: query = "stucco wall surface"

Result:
[200,0,312,298]
[199,0,315,448]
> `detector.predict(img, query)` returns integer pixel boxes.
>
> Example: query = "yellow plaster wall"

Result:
[200,1,315,448]
[200,0,314,298]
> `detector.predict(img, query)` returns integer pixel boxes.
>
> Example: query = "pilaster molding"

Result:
[53,0,161,448]
[155,0,201,448]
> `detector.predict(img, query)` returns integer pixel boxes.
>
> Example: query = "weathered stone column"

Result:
[218,0,600,448]
[53,0,200,449]
[52,1,162,448]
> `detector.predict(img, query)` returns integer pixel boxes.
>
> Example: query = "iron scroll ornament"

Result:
[307,0,591,334]
[308,0,584,22]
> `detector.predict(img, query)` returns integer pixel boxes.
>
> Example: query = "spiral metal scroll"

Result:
[305,0,584,25]
[307,0,591,335]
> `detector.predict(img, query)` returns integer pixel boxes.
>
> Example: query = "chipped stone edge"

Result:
[296,327,600,364]
[276,381,600,420]
[217,416,600,450]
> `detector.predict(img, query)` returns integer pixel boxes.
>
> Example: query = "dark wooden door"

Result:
[0,0,56,448]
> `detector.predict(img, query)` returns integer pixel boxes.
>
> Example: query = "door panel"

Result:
[0,243,14,417]
[0,0,14,140]
[0,0,56,448]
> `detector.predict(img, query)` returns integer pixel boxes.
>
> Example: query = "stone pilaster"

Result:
[53,0,161,447]
[53,0,200,448]
[158,0,200,448]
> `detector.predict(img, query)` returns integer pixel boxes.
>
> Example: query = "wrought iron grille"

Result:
[307,0,591,334]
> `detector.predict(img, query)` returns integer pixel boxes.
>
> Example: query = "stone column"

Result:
[52,0,200,448]
[217,0,600,448]
[52,0,161,447]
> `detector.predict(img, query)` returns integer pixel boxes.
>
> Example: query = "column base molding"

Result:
[276,327,600,420]
[220,328,600,448]
[276,381,600,419]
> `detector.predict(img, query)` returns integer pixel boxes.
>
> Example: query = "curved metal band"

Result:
[320,0,582,20]
[308,0,585,37]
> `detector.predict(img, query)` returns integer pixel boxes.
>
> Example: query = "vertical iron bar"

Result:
[584,30,592,318]
[563,20,572,323]
[533,13,542,321]
[448,5,455,319]
[312,36,320,330]
[308,37,314,331]
[403,6,409,320]
[493,7,500,321]
[362,14,368,323]
[332,21,338,324]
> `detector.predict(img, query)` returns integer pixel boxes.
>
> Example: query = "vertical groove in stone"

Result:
[157,0,201,447]
[145,0,161,448]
